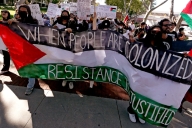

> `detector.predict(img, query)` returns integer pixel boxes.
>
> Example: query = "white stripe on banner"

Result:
[34,44,190,108]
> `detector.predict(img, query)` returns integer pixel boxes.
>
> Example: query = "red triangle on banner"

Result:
[0,24,46,70]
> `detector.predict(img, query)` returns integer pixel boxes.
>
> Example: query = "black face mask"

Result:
[19,11,28,19]
[139,33,145,38]
[61,16,69,20]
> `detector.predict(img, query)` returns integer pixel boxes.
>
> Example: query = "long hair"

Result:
[144,24,162,46]
[2,10,11,21]
[18,4,36,24]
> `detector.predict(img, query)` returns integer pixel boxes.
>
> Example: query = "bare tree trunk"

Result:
[175,16,183,31]
[143,0,168,22]
[126,0,133,14]
[169,0,174,21]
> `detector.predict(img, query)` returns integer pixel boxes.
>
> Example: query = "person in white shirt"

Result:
[129,20,135,33]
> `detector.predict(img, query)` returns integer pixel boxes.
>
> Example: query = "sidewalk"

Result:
[0,84,192,128]
[0,53,192,128]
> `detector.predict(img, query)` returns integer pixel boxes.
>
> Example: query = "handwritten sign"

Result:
[77,0,91,20]
[56,8,62,16]
[61,4,70,11]
[46,3,58,18]
[91,5,117,19]
[28,4,44,25]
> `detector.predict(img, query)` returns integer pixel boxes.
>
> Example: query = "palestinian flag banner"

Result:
[181,0,192,29]
[0,23,192,127]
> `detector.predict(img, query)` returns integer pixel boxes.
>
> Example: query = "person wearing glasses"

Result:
[0,10,11,75]
[158,18,173,50]
[168,22,177,41]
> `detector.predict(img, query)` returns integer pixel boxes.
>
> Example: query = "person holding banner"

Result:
[52,10,76,33]
[0,10,11,75]
[127,24,172,124]
[8,4,38,95]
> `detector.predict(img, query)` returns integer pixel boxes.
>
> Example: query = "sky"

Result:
[96,0,190,13]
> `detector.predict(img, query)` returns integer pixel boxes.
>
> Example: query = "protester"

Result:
[177,27,188,41]
[168,22,177,41]
[117,21,125,34]
[52,10,75,33]
[0,10,11,75]
[134,28,145,42]
[124,20,132,31]
[158,18,173,50]
[8,4,38,95]
[134,22,146,37]
[129,19,136,33]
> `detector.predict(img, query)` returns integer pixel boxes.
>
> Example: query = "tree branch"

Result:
[151,0,168,11]
[142,0,148,9]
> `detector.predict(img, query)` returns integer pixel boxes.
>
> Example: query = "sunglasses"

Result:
[1,11,8,13]
[162,24,171,27]
[151,30,161,34]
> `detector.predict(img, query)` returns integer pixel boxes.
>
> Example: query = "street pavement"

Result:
[0,53,192,128]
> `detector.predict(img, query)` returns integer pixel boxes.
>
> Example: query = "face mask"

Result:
[140,33,145,38]
[19,11,28,19]
[61,16,69,20]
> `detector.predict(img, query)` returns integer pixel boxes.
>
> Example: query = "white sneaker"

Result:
[139,118,145,124]
[62,80,67,87]
[69,82,74,89]
[128,112,136,123]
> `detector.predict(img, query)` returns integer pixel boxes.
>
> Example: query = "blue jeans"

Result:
[27,78,35,88]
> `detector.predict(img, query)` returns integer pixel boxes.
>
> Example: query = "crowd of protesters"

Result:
[0,4,191,124]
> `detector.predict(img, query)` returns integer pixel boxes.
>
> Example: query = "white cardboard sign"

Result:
[28,4,44,25]
[77,0,91,20]
[46,3,58,18]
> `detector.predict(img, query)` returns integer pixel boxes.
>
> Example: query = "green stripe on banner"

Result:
[181,13,192,29]
[18,64,130,93]
[130,90,177,127]
[18,64,178,127]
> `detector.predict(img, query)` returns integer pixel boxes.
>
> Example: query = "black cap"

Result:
[102,20,110,28]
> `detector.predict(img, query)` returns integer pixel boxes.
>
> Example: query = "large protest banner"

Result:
[77,0,91,20]
[0,23,192,127]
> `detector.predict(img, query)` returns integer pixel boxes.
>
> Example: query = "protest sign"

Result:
[96,5,117,19]
[46,3,58,18]
[60,3,70,11]
[77,0,91,20]
[28,4,44,25]
[0,23,192,127]
[56,8,62,16]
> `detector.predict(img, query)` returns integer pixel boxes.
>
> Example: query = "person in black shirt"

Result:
[134,28,145,42]
[158,18,173,49]
[168,22,177,41]
[134,22,146,37]
[177,27,188,41]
